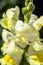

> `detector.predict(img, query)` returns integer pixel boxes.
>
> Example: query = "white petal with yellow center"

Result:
[15,33,29,48]
[0,6,20,31]
[26,43,43,65]
[15,20,39,43]
[3,40,24,65]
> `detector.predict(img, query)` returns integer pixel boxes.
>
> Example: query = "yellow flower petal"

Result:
[0,55,17,65]
[9,58,16,65]
[3,55,10,62]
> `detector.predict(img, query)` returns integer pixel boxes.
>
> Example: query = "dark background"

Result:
[34,0,43,17]
[0,0,43,58]
[0,0,43,17]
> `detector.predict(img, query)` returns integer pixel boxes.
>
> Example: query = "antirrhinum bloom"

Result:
[0,6,20,31]
[26,41,43,65]
[15,20,39,43]
[3,40,24,65]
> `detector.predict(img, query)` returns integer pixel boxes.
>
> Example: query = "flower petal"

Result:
[33,16,43,30]
[2,29,14,43]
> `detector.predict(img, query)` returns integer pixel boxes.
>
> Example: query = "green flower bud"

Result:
[25,0,33,6]
[27,2,35,14]
[22,7,28,15]
[22,2,35,23]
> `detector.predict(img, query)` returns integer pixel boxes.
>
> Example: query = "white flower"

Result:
[26,41,43,65]
[27,51,43,65]
[0,6,20,31]
[15,20,39,43]
[3,40,24,65]
[33,16,43,30]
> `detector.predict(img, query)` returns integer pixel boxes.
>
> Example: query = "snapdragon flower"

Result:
[26,41,43,65]
[15,20,39,43]
[3,40,24,65]
[1,29,15,53]
[2,28,29,49]
[0,6,20,31]
[27,51,43,65]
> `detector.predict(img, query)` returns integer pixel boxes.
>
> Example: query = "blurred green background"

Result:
[0,0,43,65]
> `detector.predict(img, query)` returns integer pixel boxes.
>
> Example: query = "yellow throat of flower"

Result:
[30,52,43,63]
[2,55,17,65]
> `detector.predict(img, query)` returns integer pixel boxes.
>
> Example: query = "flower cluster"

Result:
[0,0,43,65]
